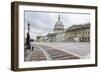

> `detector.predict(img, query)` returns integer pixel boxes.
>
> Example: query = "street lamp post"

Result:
[26,22,31,50]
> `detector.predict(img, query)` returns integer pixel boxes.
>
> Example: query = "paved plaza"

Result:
[24,42,90,61]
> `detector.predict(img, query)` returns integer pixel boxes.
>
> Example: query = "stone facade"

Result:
[65,23,90,42]
[55,32,65,42]
[47,33,57,42]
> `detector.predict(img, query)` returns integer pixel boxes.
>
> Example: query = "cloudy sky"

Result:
[24,11,90,40]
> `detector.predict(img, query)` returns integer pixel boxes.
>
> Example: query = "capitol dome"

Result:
[54,15,64,33]
[55,21,64,28]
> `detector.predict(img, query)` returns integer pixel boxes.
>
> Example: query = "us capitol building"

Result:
[36,15,90,42]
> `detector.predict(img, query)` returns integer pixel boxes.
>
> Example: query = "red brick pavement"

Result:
[24,45,80,61]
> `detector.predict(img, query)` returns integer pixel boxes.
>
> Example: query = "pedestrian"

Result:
[32,46,34,51]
